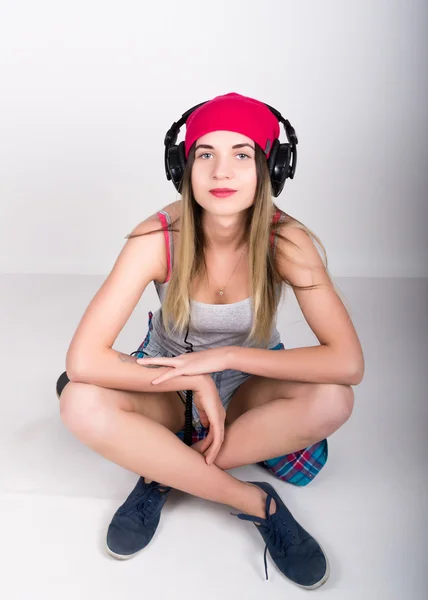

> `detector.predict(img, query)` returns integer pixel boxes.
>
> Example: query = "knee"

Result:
[310,384,354,437]
[59,382,114,442]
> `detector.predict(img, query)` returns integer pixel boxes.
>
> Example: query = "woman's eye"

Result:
[197,153,250,160]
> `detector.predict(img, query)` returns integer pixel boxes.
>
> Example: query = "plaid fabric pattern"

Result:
[258,438,328,487]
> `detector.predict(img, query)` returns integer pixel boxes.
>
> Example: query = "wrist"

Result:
[225,346,237,370]
[194,374,215,392]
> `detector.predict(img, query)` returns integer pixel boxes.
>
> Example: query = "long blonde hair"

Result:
[127,143,347,346]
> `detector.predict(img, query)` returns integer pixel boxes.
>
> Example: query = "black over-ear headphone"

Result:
[163,100,298,197]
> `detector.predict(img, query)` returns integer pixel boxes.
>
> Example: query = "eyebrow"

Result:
[194,143,255,152]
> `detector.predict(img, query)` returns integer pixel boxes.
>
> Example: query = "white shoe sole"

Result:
[270,538,330,590]
[105,540,146,561]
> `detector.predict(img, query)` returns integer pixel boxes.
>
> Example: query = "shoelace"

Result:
[231,494,296,580]
[122,481,171,524]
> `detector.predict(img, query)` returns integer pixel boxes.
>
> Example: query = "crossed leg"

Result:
[191,375,355,470]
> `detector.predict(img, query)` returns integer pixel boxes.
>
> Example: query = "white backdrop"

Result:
[0,0,426,277]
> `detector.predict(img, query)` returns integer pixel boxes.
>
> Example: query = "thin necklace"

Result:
[206,244,247,296]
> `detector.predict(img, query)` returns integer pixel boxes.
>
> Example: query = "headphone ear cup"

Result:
[166,143,186,192]
[269,143,292,197]
[177,141,186,173]
[175,142,187,193]
[267,138,279,178]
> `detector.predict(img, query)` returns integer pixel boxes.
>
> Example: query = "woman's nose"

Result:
[212,157,234,179]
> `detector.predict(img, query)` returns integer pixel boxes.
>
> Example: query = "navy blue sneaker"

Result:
[231,481,329,589]
[106,476,171,559]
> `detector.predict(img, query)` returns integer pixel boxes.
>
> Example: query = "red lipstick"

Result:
[209,188,237,198]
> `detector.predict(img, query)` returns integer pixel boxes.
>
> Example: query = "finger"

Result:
[206,448,217,466]
[200,429,213,454]
[206,428,224,465]
[151,371,179,385]
[136,357,171,365]
[206,439,218,465]
[207,441,223,466]
[198,410,210,428]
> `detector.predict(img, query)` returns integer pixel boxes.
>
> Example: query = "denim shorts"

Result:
[176,342,285,429]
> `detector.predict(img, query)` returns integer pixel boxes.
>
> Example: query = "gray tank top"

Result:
[146,208,285,356]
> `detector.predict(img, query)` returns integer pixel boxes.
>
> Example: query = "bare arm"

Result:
[68,347,210,394]
[64,205,201,394]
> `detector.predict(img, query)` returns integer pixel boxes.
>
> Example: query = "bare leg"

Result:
[60,382,270,518]
[192,385,353,470]
[193,397,321,469]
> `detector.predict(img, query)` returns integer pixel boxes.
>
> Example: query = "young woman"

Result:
[57,92,364,590]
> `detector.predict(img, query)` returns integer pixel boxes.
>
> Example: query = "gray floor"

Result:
[1,275,427,599]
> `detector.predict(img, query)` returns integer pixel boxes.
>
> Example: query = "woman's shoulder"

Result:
[132,201,181,233]
[125,201,182,245]
[273,212,328,286]
[156,199,182,223]
[274,208,294,225]
[274,212,314,253]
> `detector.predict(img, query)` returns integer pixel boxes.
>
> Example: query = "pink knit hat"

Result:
[184,92,280,159]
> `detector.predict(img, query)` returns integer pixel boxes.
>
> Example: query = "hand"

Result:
[136,347,233,385]
[192,377,226,466]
